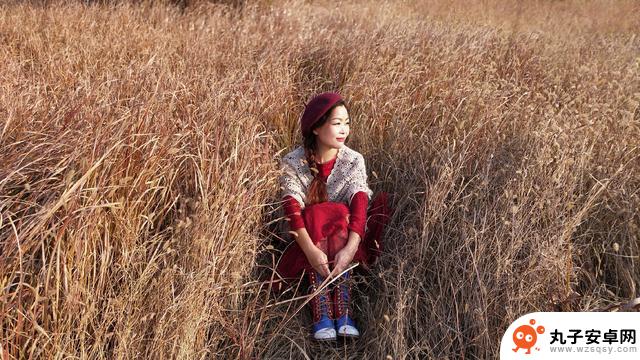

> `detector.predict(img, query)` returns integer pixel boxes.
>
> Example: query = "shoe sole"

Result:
[337,333,359,339]
[314,338,337,342]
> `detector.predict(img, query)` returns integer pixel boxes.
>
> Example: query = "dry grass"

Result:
[1,0,639,358]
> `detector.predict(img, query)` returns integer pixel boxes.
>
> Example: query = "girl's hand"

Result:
[330,243,357,278]
[304,246,331,277]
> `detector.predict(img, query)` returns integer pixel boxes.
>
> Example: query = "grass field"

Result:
[1,0,639,358]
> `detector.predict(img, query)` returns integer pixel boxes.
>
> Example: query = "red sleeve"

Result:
[283,195,305,231]
[348,191,368,240]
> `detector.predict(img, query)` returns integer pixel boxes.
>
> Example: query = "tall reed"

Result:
[1,0,638,358]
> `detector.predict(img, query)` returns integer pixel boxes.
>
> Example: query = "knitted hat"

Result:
[300,92,344,137]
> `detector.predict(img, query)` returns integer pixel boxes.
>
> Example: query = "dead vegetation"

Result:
[1,0,639,358]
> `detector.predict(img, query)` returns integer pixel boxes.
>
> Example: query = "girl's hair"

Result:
[303,100,348,206]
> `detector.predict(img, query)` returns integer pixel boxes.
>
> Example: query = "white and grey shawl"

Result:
[279,145,373,209]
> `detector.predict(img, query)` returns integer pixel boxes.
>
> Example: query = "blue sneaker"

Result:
[308,271,336,341]
[333,269,360,338]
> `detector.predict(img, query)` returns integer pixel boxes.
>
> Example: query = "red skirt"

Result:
[274,192,392,287]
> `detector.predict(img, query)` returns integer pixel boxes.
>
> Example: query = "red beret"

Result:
[300,92,344,137]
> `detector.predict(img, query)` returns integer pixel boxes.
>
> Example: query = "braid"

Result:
[305,148,319,176]
[304,147,328,206]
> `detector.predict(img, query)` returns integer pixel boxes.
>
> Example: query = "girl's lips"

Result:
[337,138,345,142]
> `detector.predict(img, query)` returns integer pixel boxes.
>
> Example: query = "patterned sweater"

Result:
[279,144,373,208]
[282,154,368,239]
[279,145,373,239]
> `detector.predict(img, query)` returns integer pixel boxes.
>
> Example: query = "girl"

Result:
[276,92,392,341]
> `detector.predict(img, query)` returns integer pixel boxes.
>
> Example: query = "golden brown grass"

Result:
[1,0,639,358]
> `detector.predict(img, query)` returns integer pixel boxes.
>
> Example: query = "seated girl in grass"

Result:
[276,92,392,341]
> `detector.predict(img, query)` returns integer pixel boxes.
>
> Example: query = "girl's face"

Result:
[312,105,350,150]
